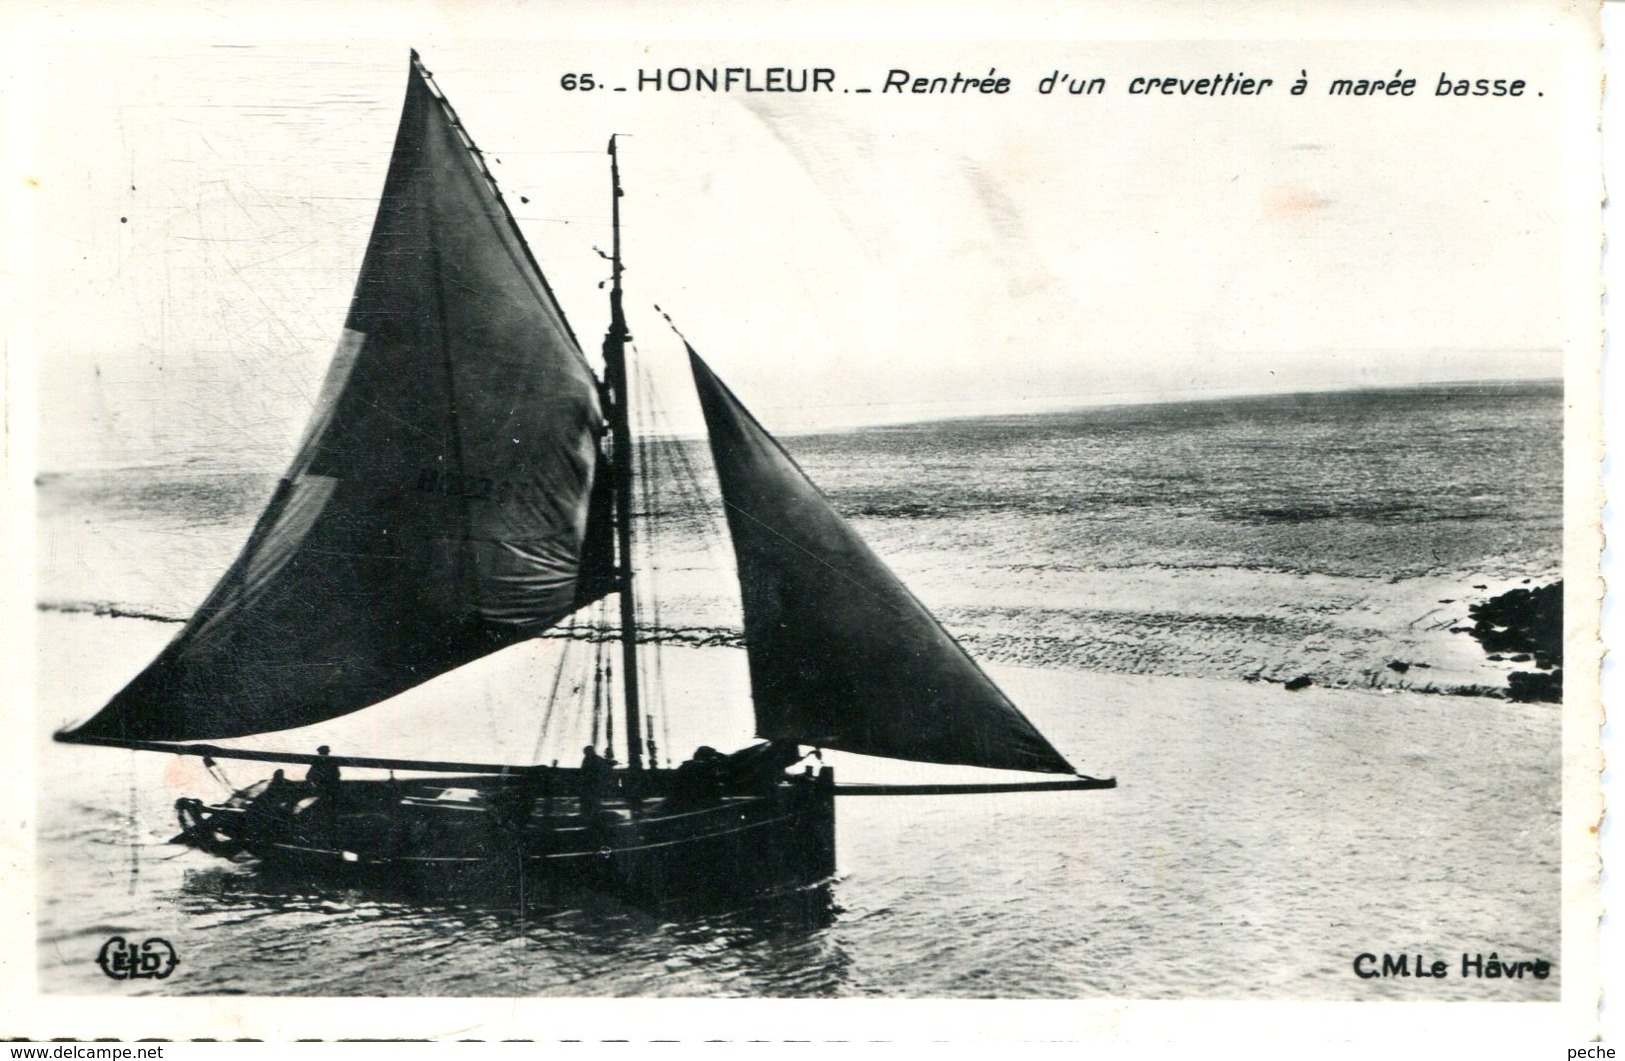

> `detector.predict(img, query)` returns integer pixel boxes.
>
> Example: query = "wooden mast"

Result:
[601,135,643,772]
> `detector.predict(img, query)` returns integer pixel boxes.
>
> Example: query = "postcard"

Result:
[2,0,1605,1044]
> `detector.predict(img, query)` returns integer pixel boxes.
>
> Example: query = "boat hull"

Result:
[174,768,837,913]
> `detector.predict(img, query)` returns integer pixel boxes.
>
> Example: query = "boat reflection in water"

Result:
[173,860,850,996]
[56,51,1112,916]
[177,854,842,930]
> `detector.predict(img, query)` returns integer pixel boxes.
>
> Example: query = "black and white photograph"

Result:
[5,0,1606,1042]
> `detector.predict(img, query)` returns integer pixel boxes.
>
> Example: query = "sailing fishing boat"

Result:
[55,53,1113,910]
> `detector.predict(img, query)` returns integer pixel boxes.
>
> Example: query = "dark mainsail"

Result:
[61,56,613,744]
[689,349,1076,775]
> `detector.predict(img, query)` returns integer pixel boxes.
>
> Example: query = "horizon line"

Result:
[36,375,1563,475]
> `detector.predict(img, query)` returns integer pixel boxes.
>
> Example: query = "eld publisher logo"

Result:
[95,936,179,981]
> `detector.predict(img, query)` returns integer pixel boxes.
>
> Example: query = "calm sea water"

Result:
[35,381,1563,998]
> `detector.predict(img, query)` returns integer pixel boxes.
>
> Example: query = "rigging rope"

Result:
[198,754,237,795]
[604,654,615,762]
[590,598,606,751]
[634,356,672,766]
[530,613,576,765]
[633,322,743,765]
[615,338,648,768]
[559,620,593,763]
[643,355,730,564]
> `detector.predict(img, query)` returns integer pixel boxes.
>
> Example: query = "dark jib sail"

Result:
[61,55,613,745]
[689,349,1076,775]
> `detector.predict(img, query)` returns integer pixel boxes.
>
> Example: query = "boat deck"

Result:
[175,769,839,910]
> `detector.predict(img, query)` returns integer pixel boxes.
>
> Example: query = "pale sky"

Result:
[25,24,1582,469]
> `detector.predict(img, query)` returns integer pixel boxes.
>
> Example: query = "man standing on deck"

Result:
[578,746,613,825]
[306,745,341,799]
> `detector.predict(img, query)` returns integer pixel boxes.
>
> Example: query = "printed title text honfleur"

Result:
[591,67,1532,98]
